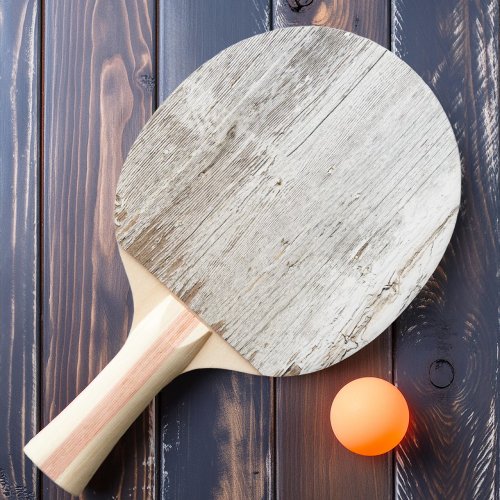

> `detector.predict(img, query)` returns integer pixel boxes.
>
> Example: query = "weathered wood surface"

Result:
[157,2,274,499]
[117,26,460,377]
[392,1,499,498]
[42,1,156,498]
[0,1,40,498]
[272,2,394,499]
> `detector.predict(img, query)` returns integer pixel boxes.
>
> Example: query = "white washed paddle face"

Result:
[25,26,461,495]
[116,26,460,375]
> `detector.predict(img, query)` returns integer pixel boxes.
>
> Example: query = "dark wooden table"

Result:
[1,1,498,499]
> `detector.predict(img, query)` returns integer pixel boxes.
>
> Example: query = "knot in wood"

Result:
[429,359,454,388]
[287,0,314,13]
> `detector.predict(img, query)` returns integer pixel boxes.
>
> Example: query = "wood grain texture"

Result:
[116,26,460,377]
[157,2,273,499]
[273,0,388,47]
[42,1,156,498]
[0,1,40,498]
[392,1,499,498]
[272,2,394,499]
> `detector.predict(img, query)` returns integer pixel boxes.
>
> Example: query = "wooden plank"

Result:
[160,372,272,500]
[157,1,273,498]
[0,1,40,499]
[392,1,499,498]
[42,1,156,498]
[272,2,393,499]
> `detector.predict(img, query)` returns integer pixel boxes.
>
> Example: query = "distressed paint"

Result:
[116,26,461,376]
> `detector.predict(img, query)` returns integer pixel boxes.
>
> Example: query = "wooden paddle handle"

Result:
[24,296,211,496]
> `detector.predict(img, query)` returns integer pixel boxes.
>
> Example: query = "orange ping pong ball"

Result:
[330,377,409,456]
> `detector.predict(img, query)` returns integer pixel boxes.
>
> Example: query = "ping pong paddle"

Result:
[25,26,461,495]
